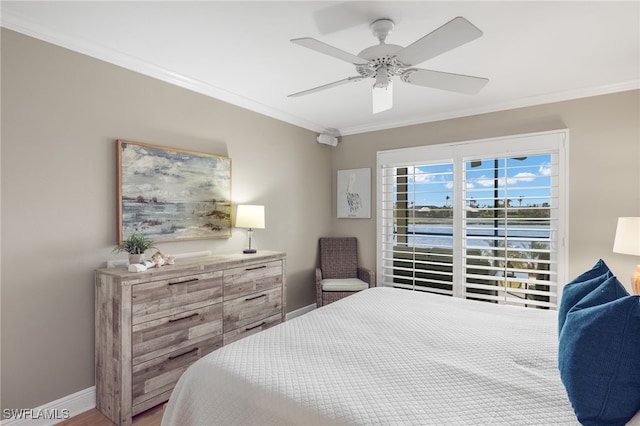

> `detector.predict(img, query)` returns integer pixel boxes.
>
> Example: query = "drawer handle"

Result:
[245,265,267,271]
[169,278,199,285]
[168,312,199,323]
[245,294,267,301]
[168,347,198,360]
[246,321,266,331]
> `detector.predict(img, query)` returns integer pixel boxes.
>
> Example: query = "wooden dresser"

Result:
[95,251,286,426]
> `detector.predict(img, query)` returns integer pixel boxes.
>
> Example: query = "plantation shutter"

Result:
[377,130,567,310]
[379,161,455,295]
[462,154,559,308]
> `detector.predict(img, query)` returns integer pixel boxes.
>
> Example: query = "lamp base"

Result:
[632,264,640,295]
[243,249,257,254]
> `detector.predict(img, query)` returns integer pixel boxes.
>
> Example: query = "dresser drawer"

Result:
[132,303,223,365]
[132,271,223,324]
[223,260,283,300]
[131,339,220,415]
[223,312,282,345]
[223,286,282,333]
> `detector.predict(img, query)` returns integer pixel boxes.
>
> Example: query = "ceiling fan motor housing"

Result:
[356,43,404,80]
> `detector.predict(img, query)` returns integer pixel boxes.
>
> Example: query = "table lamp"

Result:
[613,217,640,294]
[235,205,265,254]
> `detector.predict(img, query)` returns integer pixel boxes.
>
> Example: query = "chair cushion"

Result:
[321,278,369,292]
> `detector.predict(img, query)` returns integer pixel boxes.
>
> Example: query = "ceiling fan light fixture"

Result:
[374,66,390,88]
[372,79,392,114]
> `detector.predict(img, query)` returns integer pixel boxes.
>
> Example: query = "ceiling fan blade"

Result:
[288,76,364,98]
[401,68,488,94]
[395,17,482,66]
[291,38,369,65]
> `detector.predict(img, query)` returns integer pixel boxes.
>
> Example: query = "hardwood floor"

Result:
[57,404,164,426]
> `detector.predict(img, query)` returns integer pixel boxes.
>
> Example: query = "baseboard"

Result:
[1,387,95,426]
[286,303,316,320]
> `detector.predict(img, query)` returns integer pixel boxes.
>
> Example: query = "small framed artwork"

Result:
[117,140,232,242]
[337,168,371,218]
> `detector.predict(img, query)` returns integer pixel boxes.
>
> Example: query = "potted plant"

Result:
[113,231,156,264]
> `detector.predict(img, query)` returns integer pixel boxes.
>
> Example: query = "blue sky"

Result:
[396,154,552,208]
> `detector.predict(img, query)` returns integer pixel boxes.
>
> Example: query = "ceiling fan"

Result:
[288,17,489,114]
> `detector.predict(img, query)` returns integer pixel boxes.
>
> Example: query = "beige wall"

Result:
[331,90,640,288]
[1,29,332,411]
[2,27,639,414]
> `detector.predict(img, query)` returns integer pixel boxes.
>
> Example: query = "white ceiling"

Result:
[2,1,639,136]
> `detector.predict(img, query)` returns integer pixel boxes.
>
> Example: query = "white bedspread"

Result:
[162,287,580,425]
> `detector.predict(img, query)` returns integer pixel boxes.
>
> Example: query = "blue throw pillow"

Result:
[572,259,611,282]
[559,289,640,425]
[567,275,629,311]
[558,259,613,336]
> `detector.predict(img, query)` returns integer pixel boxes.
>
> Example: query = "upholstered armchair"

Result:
[315,237,376,307]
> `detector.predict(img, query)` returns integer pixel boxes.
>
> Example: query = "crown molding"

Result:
[339,80,640,136]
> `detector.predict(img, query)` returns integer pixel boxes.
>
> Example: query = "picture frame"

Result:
[337,168,371,218]
[117,140,232,242]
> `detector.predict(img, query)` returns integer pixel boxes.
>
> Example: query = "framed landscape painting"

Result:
[117,140,232,242]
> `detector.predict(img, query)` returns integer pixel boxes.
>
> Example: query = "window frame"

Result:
[376,129,569,309]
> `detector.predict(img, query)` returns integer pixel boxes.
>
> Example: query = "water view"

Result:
[122,199,231,240]
[395,223,550,248]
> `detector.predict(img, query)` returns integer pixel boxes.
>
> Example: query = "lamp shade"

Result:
[235,205,265,229]
[613,217,640,256]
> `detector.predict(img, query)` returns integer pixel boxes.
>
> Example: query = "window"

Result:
[377,130,568,309]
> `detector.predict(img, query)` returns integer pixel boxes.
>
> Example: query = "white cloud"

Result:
[539,163,552,176]
[402,165,452,185]
[509,172,536,184]
[475,176,495,187]
[472,171,539,188]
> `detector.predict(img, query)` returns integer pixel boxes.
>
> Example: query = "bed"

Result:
[162,286,640,425]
